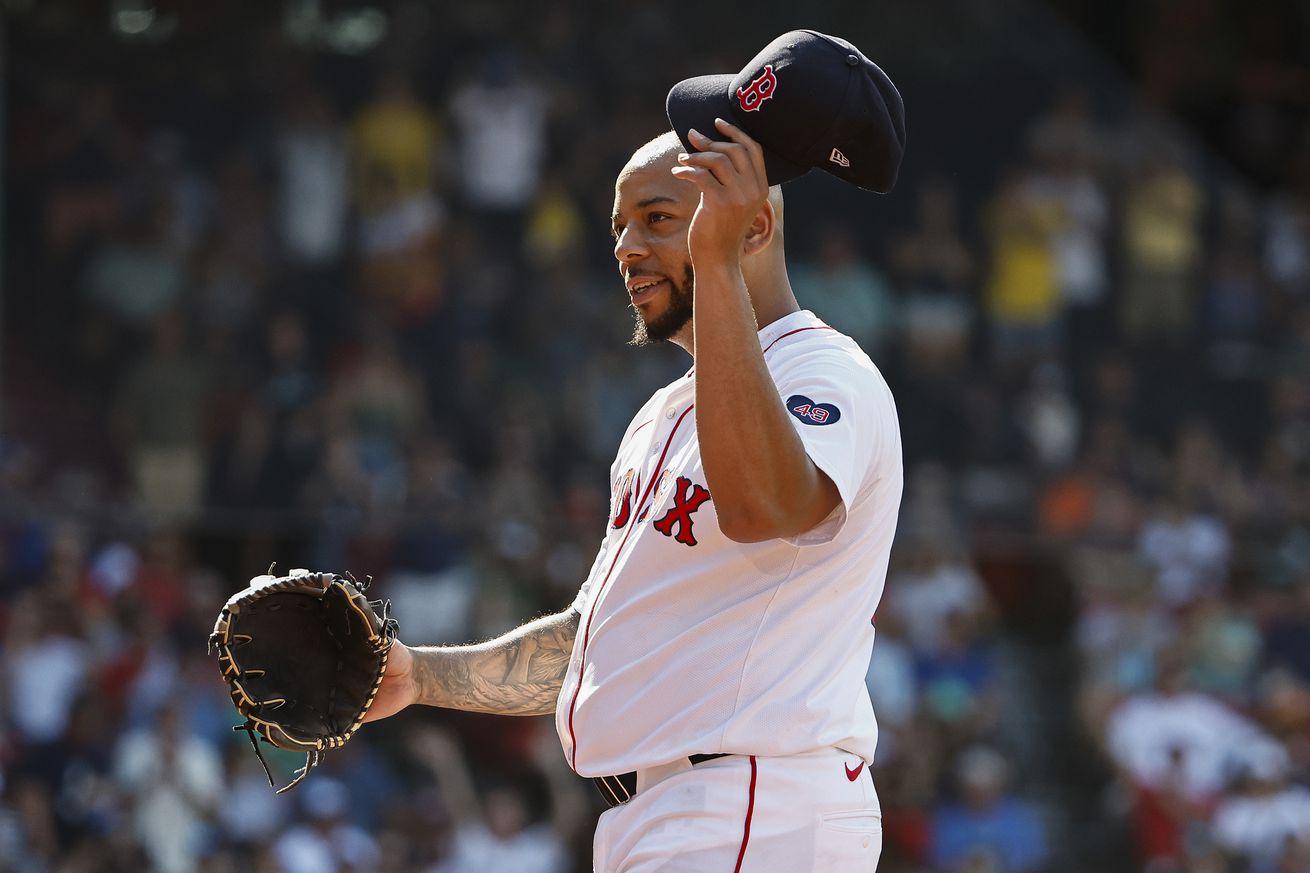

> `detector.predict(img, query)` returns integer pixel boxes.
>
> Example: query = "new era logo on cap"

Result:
[829,148,850,168]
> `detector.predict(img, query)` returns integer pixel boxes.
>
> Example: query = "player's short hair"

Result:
[626,131,684,170]
[623,131,785,229]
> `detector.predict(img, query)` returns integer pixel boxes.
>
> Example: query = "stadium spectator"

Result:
[983,168,1062,369]
[1137,492,1231,609]
[1024,91,1111,365]
[929,746,1049,873]
[1104,654,1282,803]
[114,702,222,873]
[450,48,550,249]
[792,222,899,353]
[276,84,350,268]
[351,69,446,319]
[3,590,90,745]
[272,776,380,873]
[888,537,992,656]
[407,726,568,873]
[890,178,976,377]
[1212,745,1310,871]
[1118,153,1206,346]
[112,311,214,521]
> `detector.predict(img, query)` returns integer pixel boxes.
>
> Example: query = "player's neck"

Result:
[751,279,803,335]
[676,274,800,359]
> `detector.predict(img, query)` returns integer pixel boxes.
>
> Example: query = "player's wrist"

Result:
[688,259,746,294]
[393,640,420,707]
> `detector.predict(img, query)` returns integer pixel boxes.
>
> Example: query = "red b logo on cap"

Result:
[736,65,777,112]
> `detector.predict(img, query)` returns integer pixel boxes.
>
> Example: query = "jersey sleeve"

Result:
[771,347,897,546]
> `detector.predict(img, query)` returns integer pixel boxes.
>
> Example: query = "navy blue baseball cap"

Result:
[666,30,906,193]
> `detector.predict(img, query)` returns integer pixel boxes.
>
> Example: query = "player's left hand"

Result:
[363,638,415,723]
[671,118,770,268]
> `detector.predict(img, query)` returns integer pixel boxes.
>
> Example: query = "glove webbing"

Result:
[234,720,321,795]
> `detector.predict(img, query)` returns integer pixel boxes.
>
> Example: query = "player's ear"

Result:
[741,200,776,257]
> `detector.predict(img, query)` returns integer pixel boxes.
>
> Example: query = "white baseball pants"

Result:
[592,748,882,872]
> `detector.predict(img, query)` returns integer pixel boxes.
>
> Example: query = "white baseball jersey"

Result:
[555,309,903,777]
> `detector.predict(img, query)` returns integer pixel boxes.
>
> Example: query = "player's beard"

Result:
[629,264,695,346]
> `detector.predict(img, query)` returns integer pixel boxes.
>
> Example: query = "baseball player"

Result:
[367,30,906,872]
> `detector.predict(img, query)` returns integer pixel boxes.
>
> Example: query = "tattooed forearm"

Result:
[408,609,580,716]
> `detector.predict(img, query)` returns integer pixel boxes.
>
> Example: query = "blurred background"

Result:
[3,0,1310,871]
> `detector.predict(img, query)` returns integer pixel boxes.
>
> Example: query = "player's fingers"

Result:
[669,164,719,191]
[713,117,768,183]
[676,150,733,187]
[687,127,753,178]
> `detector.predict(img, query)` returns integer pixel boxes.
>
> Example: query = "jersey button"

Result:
[651,441,662,455]
[665,408,676,419]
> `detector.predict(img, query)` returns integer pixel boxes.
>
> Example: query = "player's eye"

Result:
[648,213,671,226]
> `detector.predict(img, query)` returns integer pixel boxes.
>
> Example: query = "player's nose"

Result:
[613,225,649,263]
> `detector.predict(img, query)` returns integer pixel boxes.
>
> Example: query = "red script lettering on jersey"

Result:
[611,470,636,529]
[652,476,712,546]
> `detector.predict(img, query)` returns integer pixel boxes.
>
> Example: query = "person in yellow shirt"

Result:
[1120,156,1205,343]
[350,71,446,319]
[985,170,1062,367]
[351,71,443,223]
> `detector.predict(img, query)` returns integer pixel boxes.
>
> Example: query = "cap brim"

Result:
[666,74,810,187]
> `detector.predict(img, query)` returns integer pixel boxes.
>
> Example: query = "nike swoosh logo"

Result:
[845,761,865,781]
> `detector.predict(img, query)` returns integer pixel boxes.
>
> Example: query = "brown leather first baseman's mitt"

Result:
[209,568,398,793]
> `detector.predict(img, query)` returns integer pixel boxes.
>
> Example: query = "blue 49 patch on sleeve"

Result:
[786,395,841,426]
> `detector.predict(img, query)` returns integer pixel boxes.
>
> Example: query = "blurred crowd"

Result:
[4,2,1310,872]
